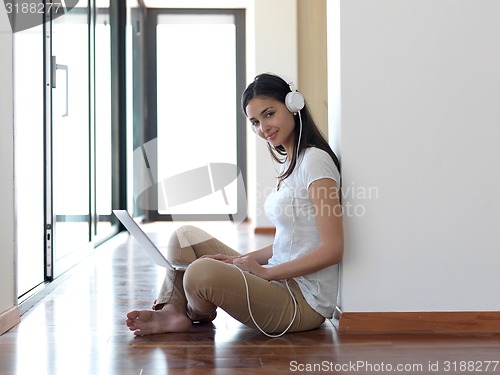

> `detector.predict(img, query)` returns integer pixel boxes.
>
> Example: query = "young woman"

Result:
[126,73,343,337]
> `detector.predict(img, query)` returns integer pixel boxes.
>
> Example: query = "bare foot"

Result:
[126,304,192,336]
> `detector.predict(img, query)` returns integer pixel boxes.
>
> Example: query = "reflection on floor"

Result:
[1,222,500,374]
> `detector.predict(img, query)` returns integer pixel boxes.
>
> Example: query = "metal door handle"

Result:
[51,56,69,117]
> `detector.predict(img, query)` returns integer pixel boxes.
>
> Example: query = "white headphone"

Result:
[285,82,305,113]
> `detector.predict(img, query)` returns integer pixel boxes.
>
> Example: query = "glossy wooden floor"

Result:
[1,222,500,375]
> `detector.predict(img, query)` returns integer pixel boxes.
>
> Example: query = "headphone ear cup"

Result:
[285,90,305,113]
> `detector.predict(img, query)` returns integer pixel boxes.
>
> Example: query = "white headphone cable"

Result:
[236,192,299,338]
[235,266,297,338]
[296,110,303,162]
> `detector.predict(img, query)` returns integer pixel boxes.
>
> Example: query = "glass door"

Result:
[14,23,45,298]
[156,13,237,216]
[50,2,92,277]
[145,10,247,222]
[15,0,118,301]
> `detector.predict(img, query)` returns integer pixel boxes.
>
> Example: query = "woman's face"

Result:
[245,96,296,154]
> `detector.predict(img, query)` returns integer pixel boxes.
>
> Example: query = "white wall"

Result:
[0,7,17,316]
[329,0,500,312]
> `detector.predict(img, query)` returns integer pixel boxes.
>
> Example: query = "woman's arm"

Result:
[234,178,343,280]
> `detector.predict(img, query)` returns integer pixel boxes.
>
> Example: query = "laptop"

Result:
[113,210,190,271]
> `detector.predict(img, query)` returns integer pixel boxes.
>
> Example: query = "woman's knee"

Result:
[183,258,225,291]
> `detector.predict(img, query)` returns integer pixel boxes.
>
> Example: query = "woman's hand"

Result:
[233,256,270,280]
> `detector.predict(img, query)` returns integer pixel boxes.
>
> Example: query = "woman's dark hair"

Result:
[241,73,341,182]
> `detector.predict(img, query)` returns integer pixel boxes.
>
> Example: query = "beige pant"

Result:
[156,225,325,334]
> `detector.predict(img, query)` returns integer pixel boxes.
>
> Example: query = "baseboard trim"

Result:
[254,227,276,235]
[338,311,500,333]
[0,306,20,335]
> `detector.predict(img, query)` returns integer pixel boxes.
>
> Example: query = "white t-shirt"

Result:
[264,147,341,318]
